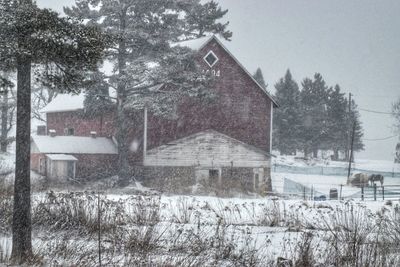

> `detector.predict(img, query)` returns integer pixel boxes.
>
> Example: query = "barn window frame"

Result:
[203,50,219,67]
[64,127,75,136]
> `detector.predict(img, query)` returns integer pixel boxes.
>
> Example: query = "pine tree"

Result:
[299,73,329,157]
[65,0,231,185]
[273,69,301,154]
[326,85,348,160]
[83,72,113,118]
[0,1,106,262]
[178,0,232,39]
[253,67,267,89]
[348,99,364,153]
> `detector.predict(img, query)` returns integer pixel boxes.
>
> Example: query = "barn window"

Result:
[208,169,221,187]
[64,128,74,136]
[204,51,218,67]
[209,169,219,179]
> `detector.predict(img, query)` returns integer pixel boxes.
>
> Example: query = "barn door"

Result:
[253,168,264,192]
[67,161,75,179]
[39,158,46,174]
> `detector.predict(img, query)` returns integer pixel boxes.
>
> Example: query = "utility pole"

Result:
[348,93,352,113]
[347,122,356,184]
[346,93,352,160]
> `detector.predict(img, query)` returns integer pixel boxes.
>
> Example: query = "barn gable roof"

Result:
[31,135,118,155]
[176,36,279,107]
[144,129,271,168]
[148,129,271,156]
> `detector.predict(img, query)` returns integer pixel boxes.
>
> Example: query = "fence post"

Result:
[382,186,385,201]
[374,184,377,201]
[340,184,343,200]
[98,191,102,267]
[361,186,364,201]
[303,186,306,201]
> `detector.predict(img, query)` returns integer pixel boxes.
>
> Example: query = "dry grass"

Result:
[2,193,400,266]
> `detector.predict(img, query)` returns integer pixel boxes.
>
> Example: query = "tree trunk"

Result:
[0,89,8,152]
[344,149,349,161]
[333,149,339,161]
[303,147,309,158]
[312,148,318,158]
[116,13,130,185]
[11,53,32,263]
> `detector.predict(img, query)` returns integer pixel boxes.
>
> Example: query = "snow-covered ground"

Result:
[2,152,400,265]
[273,154,400,174]
[1,192,399,266]
[271,155,400,200]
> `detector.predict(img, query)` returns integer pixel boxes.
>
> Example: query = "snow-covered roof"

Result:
[41,93,85,113]
[172,36,214,51]
[32,135,118,154]
[46,154,78,161]
[41,88,117,114]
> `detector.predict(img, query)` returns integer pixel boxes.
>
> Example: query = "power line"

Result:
[364,134,399,141]
[359,108,396,115]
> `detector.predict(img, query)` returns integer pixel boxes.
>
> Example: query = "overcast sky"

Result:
[37,0,400,161]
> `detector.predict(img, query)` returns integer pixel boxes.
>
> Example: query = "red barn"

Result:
[34,36,278,194]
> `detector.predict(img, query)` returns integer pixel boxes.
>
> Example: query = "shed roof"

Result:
[40,93,85,113]
[46,154,78,161]
[32,135,118,155]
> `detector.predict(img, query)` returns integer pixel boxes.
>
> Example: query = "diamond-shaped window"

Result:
[204,51,218,67]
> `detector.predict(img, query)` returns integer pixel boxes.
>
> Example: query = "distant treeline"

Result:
[270,70,363,160]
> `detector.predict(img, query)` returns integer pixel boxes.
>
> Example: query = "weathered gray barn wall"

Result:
[142,130,272,195]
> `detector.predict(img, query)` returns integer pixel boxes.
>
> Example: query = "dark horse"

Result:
[369,174,384,186]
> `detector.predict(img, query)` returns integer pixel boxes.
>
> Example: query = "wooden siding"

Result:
[144,130,271,168]
[46,111,115,138]
[144,37,273,153]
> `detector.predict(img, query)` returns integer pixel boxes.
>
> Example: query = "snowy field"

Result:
[1,192,400,266]
[273,155,400,178]
[2,153,400,265]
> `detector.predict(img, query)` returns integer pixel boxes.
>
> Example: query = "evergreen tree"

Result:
[348,99,364,153]
[326,85,348,160]
[395,143,400,163]
[83,72,113,118]
[0,0,106,262]
[273,69,301,154]
[299,73,329,157]
[178,0,232,39]
[65,0,231,184]
[253,67,267,89]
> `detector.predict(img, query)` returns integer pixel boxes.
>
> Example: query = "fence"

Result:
[272,163,400,178]
[277,178,400,201]
[358,184,400,201]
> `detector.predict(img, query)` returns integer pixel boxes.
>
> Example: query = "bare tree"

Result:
[0,75,15,153]
[31,84,57,122]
